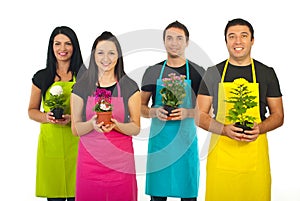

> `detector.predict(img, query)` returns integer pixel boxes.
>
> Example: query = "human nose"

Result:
[102,53,110,61]
[235,36,242,44]
[59,44,67,51]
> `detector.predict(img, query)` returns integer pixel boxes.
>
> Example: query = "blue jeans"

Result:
[47,198,75,201]
[151,196,196,201]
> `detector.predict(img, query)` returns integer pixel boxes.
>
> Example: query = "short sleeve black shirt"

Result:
[198,59,282,120]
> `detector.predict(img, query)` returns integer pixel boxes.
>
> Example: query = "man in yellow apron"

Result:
[197,18,284,201]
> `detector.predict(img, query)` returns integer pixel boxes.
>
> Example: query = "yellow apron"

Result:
[206,59,271,201]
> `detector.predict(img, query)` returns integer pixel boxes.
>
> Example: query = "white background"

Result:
[0,0,299,200]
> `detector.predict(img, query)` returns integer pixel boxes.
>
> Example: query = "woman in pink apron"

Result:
[28,26,84,201]
[71,31,141,201]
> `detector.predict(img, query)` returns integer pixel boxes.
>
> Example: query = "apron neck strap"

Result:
[159,59,190,79]
[221,59,256,83]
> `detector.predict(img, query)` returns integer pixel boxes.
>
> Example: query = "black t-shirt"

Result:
[198,59,282,120]
[72,75,139,122]
[141,60,205,108]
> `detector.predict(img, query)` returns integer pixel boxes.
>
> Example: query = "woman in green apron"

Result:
[197,18,284,201]
[28,26,84,201]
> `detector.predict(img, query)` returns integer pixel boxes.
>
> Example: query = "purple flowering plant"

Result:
[160,73,186,108]
[93,88,113,112]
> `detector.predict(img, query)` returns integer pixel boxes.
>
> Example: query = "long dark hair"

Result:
[41,26,83,97]
[75,31,126,96]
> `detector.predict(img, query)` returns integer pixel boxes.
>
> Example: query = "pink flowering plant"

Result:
[93,88,112,112]
[160,73,186,108]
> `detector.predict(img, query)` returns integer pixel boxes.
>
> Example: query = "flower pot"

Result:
[96,111,112,124]
[51,108,64,119]
[234,122,253,134]
[163,105,177,120]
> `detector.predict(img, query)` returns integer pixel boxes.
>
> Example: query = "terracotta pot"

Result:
[51,108,64,119]
[96,111,112,124]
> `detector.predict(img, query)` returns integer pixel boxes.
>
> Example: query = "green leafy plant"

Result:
[160,73,186,108]
[44,85,66,110]
[93,88,112,112]
[225,78,258,128]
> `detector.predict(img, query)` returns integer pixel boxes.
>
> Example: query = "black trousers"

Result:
[151,196,197,201]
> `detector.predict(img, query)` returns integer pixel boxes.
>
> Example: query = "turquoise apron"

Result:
[36,76,79,197]
[146,60,199,198]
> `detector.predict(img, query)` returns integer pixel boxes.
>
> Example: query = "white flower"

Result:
[49,85,63,96]
[99,103,111,111]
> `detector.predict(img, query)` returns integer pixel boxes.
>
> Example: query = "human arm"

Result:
[168,108,196,120]
[141,91,168,120]
[196,94,245,141]
[70,93,97,136]
[245,97,284,135]
[111,91,141,136]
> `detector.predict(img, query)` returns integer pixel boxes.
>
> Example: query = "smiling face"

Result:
[164,27,188,59]
[53,34,73,62]
[94,40,118,73]
[226,25,254,65]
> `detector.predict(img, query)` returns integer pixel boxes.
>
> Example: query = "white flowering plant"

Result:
[44,85,66,110]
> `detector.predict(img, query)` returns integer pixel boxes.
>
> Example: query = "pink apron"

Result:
[75,83,137,201]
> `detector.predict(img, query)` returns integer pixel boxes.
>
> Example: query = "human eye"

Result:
[241,34,248,39]
[97,51,104,55]
[54,41,61,46]
[166,36,172,41]
[66,41,73,46]
[177,36,183,41]
[228,34,235,40]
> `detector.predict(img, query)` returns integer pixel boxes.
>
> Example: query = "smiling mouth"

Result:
[58,52,68,56]
[234,47,243,51]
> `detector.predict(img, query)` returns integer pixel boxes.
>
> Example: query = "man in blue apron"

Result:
[197,18,284,201]
[141,21,205,201]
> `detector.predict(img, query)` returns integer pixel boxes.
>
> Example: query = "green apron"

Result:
[146,60,199,198]
[36,77,78,197]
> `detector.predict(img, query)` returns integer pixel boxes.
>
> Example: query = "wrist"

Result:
[149,108,157,118]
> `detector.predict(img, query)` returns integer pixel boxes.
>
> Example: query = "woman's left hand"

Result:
[95,118,116,133]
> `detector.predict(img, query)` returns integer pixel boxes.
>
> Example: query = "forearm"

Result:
[28,109,48,123]
[197,111,224,134]
[114,122,140,136]
[186,108,196,118]
[258,113,284,134]
[141,105,157,118]
[72,118,94,136]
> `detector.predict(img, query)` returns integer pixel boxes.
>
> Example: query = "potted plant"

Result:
[93,88,113,124]
[160,73,186,120]
[224,78,258,133]
[44,85,66,119]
